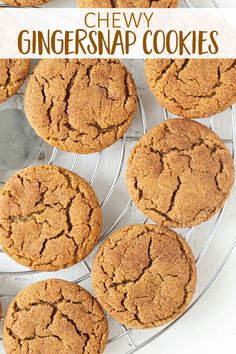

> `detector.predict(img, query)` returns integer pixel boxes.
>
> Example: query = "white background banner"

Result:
[0,8,235,58]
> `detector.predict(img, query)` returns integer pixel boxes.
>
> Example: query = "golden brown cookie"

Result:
[3,279,108,354]
[78,0,178,8]
[92,224,197,329]
[25,59,137,154]
[126,119,234,228]
[145,59,236,119]
[1,0,49,6]
[0,165,102,271]
[0,59,30,103]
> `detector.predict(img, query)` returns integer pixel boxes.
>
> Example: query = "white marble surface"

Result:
[0,1,236,354]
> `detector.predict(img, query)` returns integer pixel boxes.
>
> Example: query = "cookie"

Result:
[0,59,30,103]
[3,279,108,354]
[145,59,236,119]
[0,165,102,271]
[78,0,178,8]
[1,0,49,6]
[92,224,196,329]
[126,119,234,228]
[25,59,137,154]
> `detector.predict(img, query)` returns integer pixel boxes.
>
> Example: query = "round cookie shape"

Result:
[25,59,137,154]
[1,0,49,6]
[126,119,234,228]
[145,59,236,119]
[92,224,197,329]
[78,0,178,8]
[0,165,102,271]
[0,59,30,103]
[3,279,108,354]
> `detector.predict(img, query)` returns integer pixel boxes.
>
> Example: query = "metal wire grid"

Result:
[0,0,236,352]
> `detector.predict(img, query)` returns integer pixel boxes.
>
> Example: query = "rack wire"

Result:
[0,0,236,353]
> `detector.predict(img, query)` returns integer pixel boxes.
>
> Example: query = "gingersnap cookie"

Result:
[25,59,137,154]
[3,279,108,354]
[1,0,49,6]
[0,59,30,103]
[126,119,234,228]
[145,59,236,119]
[0,165,102,271]
[92,224,196,329]
[78,0,178,8]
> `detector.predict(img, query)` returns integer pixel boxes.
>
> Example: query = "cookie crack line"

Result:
[146,59,236,118]
[111,234,154,288]
[4,281,108,354]
[126,119,234,227]
[108,230,193,297]
[92,225,196,329]
[1,184,93,263]
[1,0,49,6]
[132,142,227,224]
[80,0,178,8]
[0,166,102,271]
[166,175,181,214]
[0,59,30,103]
[25,59,137,153]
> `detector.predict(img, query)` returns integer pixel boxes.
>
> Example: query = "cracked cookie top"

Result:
[24,59,137,154]
[126,119,234,227]
[91,224,196,329]
[0,165,102,271]
[1,0,49,6]
[78,0,178,8]
[0,59,30,103]
[145,59,236,119]
[3,279,108,354]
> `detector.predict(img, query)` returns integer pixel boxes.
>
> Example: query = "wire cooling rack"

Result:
[0,0,236,353]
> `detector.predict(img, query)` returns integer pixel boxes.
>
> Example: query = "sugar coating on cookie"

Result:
[145,59,236,119]
[1,0,49,6]
[0,59,30,103]
[0,165,102,271]
[92,224,196,329]
[78,0,178,8]
[3,279,108,354]
[25,59,137,153]
[126,119,234,227]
